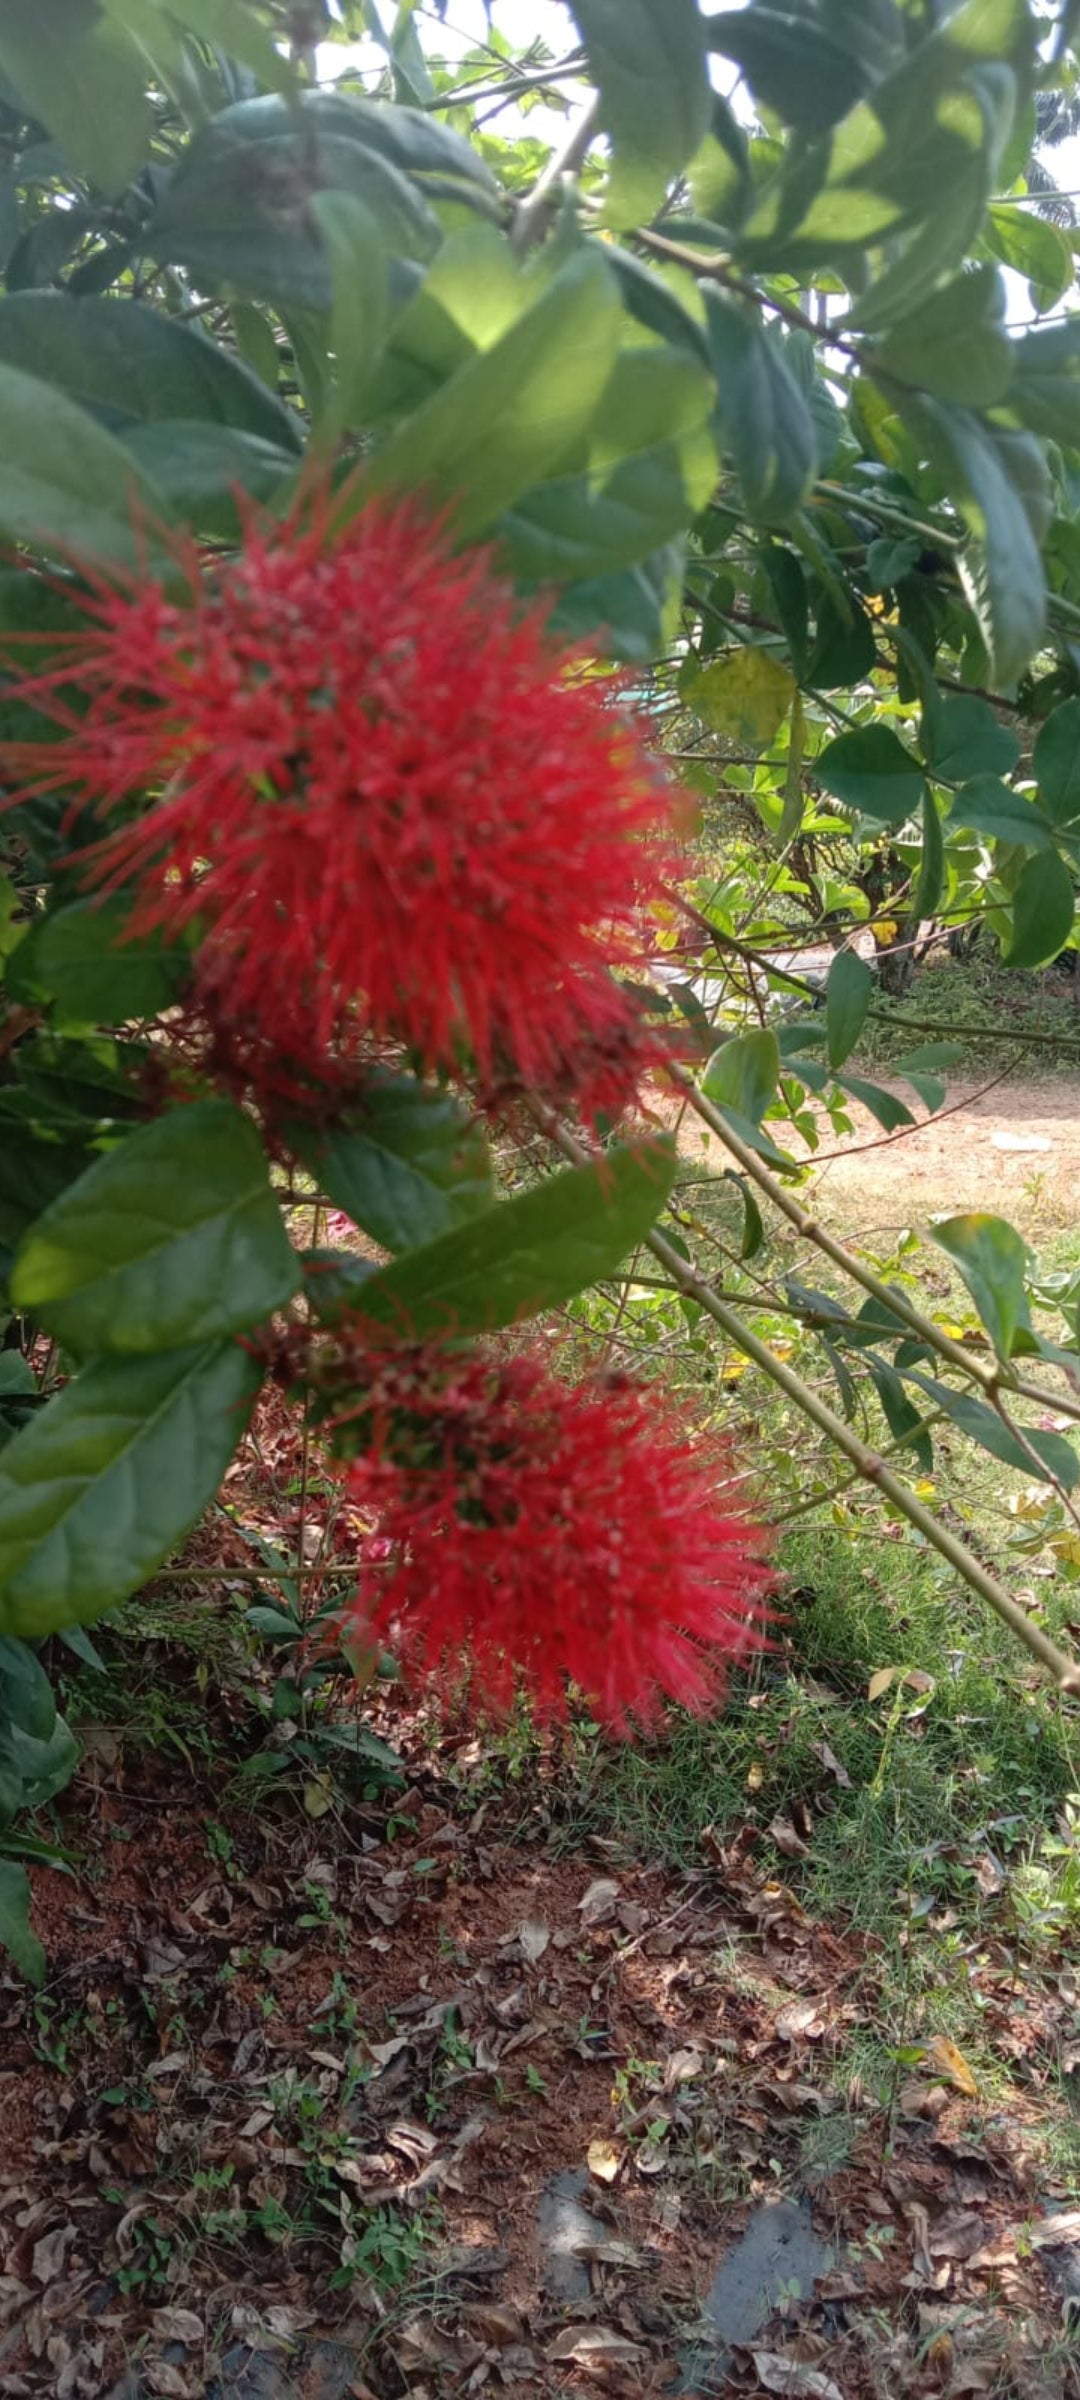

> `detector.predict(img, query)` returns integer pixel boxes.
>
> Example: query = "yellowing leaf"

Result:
[587,2137,623,2184]
[868,1666,899,1702]
[683,647,795,750]
[921,2035,978,2097]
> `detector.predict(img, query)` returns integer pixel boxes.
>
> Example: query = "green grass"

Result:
[567,1516,1080,1942]
[854,950,1080,1077]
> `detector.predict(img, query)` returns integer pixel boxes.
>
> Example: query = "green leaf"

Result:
[825,951,873,1070]
[681,648,795,750]
[1034,700,1080,827]
[315,189,390,432]
[723,1170,765,1262]
[806,587,877,688]
[145,93,448,313]
[1003,850,1076,971]
[834,1075,916,1133]
[1010,319,1080,445]
[352,1140,677,1339]
[985,202,1072,312]
[119,420,297,538]
[106,0,294,96]
[0,1340,262,1638]
[12,1102,299,1357]
[927,694,1020,783]
[706,8,869,135]
[871,266,1013,408]
[906,1371,1078,1489]
[0,360,169,568]
[366,250,622,540]
[292,1074,494,1255]
[930,1211,1031,1360]
[947,776,1053,851]
[816,726,925,825]
[866,1357,933,1474]
[0,295,302,451]
[0,1858,44,1984]
[702,1030,780,1126]
[300,1248,379,1327]
[0,1134,95,1254]
[6,897,189,1025]
[899,395,1047,685]
[0,1635,55,1740]
[569,0,711,227]
[704,296,816,523]
[911,786,945,922]
[0,0,151,197]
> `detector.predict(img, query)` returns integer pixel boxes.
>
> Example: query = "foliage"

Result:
[2,0,1080,1978]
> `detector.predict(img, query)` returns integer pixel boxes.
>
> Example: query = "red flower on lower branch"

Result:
[325,1338,772,1729]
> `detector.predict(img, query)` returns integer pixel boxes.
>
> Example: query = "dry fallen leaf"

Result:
[587,2138,623,2184]
[150,2308,204,2347]
[546,2325,646,2366]
[518,1918,551,1964]
[579,1877,620,1927]
[769,1815,810,1860]
[922,2036,978,2097]
[751,2349,844,2400]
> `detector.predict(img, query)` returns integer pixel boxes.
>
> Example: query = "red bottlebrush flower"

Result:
[323,1337,771,1729]
[11,487,675,1101]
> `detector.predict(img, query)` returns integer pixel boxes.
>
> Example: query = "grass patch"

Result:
[854,950,1080,1077]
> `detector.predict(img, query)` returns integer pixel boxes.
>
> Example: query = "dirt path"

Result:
[676,1074,1080,1240]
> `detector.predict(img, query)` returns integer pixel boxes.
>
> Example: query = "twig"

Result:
[511,95,601,252]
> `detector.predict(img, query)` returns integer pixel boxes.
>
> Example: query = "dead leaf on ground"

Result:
[769,1816,810,1860]
[579,1877,620,1928]
[922,2036,979,2096]
[518,1918,551,1964]
[751,2349,844,2400]
[546,2324,646,2366]
[587,2138,623,2184]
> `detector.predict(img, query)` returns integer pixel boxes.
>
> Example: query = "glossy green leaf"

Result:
[367,250,622,540]
[352,1140,677,1339]
[0,1134,95,1255]
[985,201,1072,311]
[12,1102,299,1357]
[569,0,711,227]
[835,1075,916,1133]
[0,0,151,196]
[702,1030,780,1126]
[705,296,816,524]
[930,1211,1031,1360]
[0,294,302,451]
[816,726,925,825]
[706,8,868,134]
[927,694,1020,783]
[900,395,1047,685]
[6,897,190,1025]
[866,1358,933,1475]
[0,1635,54,1741]
[723,1170,765,1262]
[0,1859,44,1984]
[106,0,294,95]
[825,951,873,1071]
[871,266,1012,408]
[119,420,298,537]
[947,776,1053,851]
[1003,850,1076,971]
[1010,319,1080,445]
[1034,699,1080,826]
[911,786,946,922]
[906,1369,1078,1489]
[315,188,390,431]
[145,93,448,313]
[0,1340,262,1638]
[0,360,168,567]
[292,1075,493,1255]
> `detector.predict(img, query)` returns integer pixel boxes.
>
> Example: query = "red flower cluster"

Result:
[322,1334,771,1728]
[18,489,674,1115]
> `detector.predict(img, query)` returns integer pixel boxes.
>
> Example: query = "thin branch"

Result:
[511,94,601,252]
[538,1111,1080,1692]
